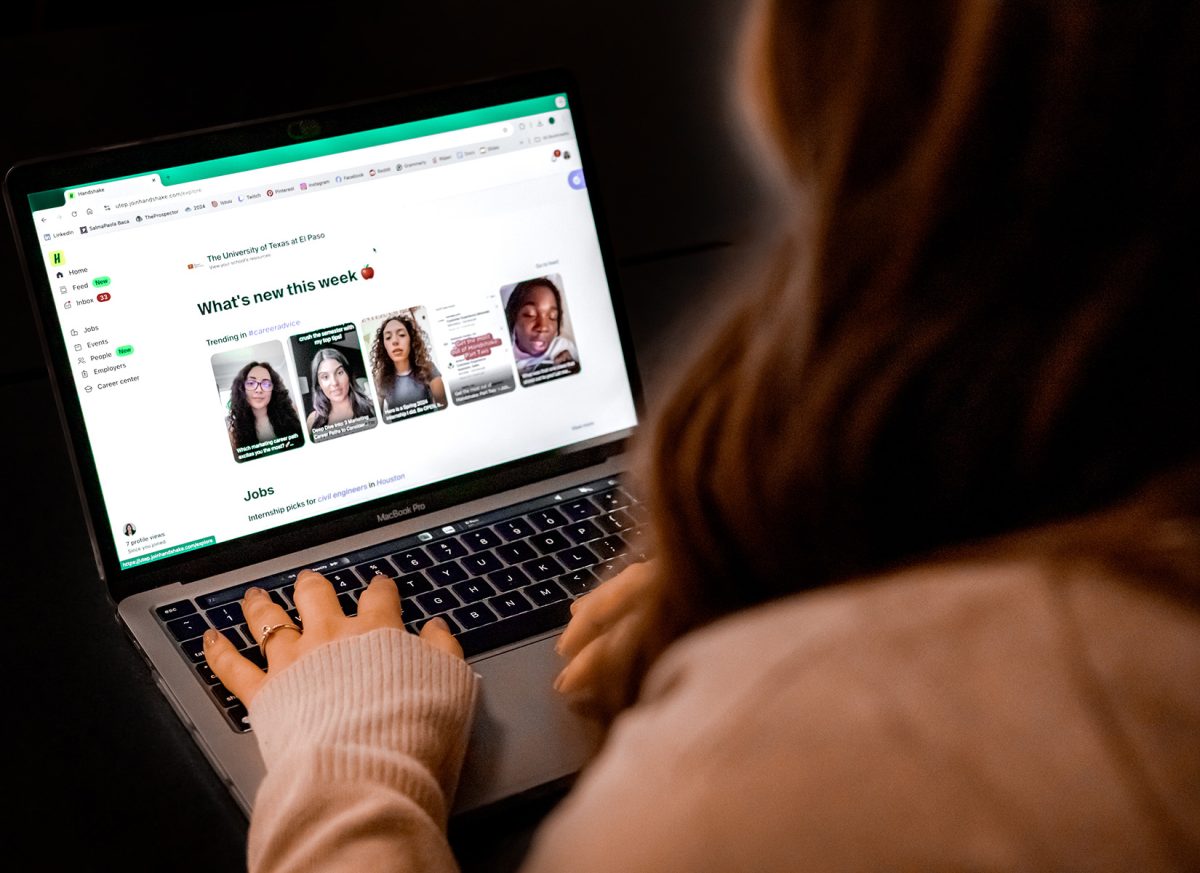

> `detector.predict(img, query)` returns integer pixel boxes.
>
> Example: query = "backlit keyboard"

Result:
[153,477,649,732]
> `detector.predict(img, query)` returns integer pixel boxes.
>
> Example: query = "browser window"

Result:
[28,94,637,570]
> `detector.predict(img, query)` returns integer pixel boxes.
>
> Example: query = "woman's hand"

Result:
[554,560,658,718]
[204,570,462,708]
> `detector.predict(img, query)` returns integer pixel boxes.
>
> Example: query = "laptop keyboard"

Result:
[153,476,649,732]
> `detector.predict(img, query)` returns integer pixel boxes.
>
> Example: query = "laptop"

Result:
[3,69,644,817]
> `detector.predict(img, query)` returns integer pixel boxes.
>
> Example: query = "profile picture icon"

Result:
[123,523,136,537]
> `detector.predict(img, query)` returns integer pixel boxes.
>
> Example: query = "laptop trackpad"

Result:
[454,633,602,815]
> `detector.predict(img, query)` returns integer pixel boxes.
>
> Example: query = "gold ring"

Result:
[259,622,302,654]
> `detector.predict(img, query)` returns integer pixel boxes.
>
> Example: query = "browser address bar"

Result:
[388,120,514,159]
[198,120,517,194]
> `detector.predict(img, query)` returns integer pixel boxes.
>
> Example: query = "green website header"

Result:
[29,94,567,211]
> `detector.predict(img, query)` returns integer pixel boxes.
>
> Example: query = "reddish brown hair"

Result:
[613,0,1200,714]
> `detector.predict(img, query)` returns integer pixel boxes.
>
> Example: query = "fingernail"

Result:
[428,617,448,632]
[203,629,218,646]
[553,668,567,692]
[245,586,264,600]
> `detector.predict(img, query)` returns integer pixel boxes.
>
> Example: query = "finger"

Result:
[204,628,267,706]
[240,586,302,660]
[558,561,655,658]
[554,611,641,700]
[419,617,465,660]
[291,570,344,637]
[356,574,404,629]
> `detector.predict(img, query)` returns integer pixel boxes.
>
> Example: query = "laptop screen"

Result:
[21,91,638,573]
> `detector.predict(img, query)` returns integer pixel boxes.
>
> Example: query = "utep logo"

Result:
[49,250,66,267]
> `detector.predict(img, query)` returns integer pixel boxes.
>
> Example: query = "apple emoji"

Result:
[361,265,375,280]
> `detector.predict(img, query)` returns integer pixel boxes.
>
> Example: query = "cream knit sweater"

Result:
[247,557,1200,871]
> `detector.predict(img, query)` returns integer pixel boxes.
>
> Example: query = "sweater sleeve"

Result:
[246,627,479,873]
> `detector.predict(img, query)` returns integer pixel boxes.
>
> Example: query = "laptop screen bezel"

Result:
[4,69,644,603]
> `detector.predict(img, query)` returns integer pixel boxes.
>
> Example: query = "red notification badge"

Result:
[96,292,112,302]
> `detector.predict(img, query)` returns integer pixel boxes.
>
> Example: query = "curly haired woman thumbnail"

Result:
[227,361,303,452]
[369,312,447,417]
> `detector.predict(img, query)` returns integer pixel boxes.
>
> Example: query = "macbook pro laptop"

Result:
[4,69,645,816]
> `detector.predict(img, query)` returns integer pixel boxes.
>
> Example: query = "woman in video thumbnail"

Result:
[306,348,375,430]
[369,313,447,413]
[227,361,303,449]
[504,277,579,375]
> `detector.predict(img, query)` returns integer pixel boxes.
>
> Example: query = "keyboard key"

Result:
[555,545,598,571]
[286,609,303,628]
[594,488,630,511]
[488,590,533,618]
[241,646,268,669]
[407,614,460,636]
[221,627,248,649]
[530,530,571,554]
[211,683,241,708]
[592,535,627,559]
[455,601,572,657]
[391,548,433,571]
[524,580,569,607]
[563,520,603,544]
[427,561,468,586]
[596,510,635,535]
[226,704,252,732]
[494,518,535,541]
[396,572,433,596]
[156,600,196,622]
[522,556,565,581]
[195,661,220,685]
[328,571,365,594]
[338,592,358,616]
[416,589,461,615]
[451,579,497,604]
[452,603,498,630]
[461,551,503,576]
[270,589,291,610]
[623,525,652,560]
[353,558,397,583]
[167,613,210,642]
[496,540,537,564]
[400,598,427,622]
[488,567,531,592]
[461,529,503,552]
[427,538,468,561]
[594,556,629,581]
[561,498,601,521]
[205,603,244,630]
[181,637,206,662]
[626,502,651,523]
[280,585,296,607]
[559,568,598,596]
[530,508,568,531]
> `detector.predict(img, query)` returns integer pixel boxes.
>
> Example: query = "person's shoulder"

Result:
[654,558,1055,677]
[526,547,1200,872]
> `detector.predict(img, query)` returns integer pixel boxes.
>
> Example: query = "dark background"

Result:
[1,2,771,869]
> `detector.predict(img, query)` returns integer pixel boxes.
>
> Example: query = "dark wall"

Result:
[1,0,773,385]
[0,9,772,869]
